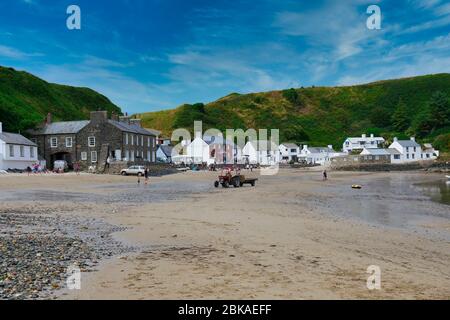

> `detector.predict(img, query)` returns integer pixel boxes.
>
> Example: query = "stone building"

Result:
[30,111,157,170]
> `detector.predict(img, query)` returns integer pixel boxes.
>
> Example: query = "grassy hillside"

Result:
[136,74,450,151]
[0,66,122,133]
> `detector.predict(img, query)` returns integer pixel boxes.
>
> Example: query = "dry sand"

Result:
[1,170,449,299]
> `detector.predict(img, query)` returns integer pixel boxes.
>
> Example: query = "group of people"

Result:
[25,163,47,175]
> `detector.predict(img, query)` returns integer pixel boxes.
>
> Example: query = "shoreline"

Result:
[1,170,449,299]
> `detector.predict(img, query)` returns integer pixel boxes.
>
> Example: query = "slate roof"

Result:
[108,120,156,135]
[307,147,335,153]
[158,145,173,157]
[145,128,161,137]
[30,121,90,135]
[396,140,420,148]
[361,148,391,156]
[30,120,156,136]
[0,132,37,146]
[281,143,299,149]
[346,136,385,143]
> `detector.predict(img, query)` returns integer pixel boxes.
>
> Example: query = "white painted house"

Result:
[243,141,280,165]
[389,137,438,163]
[278,143,300,163]
[185,136,211,164]
[0,122,38,170]
[343,134,385,153]
[299,145,337,165]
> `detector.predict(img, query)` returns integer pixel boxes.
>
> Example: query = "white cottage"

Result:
[343,134,385,153]
[185,136,210,164]
[243,141,279,165]
[0,122,38,170]
[278,143,300,163]
[299,145,336,165]
[389,137,438,163]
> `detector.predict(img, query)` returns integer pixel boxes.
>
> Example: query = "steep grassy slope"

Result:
[0,66,122,133]
[136,74,450,151]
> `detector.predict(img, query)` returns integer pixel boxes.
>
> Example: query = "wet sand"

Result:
[1,170,449,299]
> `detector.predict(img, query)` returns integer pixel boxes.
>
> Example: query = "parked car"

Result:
[53,160,68,172]
[120,166,146,176]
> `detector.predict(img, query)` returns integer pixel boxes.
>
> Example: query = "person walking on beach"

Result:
[26,166,32,176]
[74,162,80,175]
[323,170,328,181]
[144,167,149,185]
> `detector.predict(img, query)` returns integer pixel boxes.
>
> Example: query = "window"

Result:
[375,156,379,160]
[412,154,415,159]
[30,146,34,158]
[50,137,58,148]
[291,149,296,153]
[426,154,430,158]
[81,152,87,161]
[91,151,97,163]
[394,155,400,160]
[141,135,144,146]
[66,137,73,148]
[148,137,150,147]
[407,154,410,159]
[9,145,14,157]
[125,134,129,145]
[20,146,24,157]
[414,147,416,152]
[406,147,409,152]
[131,135,134,145]
[88,136,96,147]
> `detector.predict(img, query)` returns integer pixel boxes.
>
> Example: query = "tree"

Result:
[412,107,434,138]
[429,91,450,130]
[370,107,391,128]
[391,99,410,132]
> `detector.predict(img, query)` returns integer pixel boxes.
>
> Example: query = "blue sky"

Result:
[0,0,449,114]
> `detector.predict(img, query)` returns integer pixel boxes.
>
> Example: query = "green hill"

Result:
[0,66,122,133]
[136,74,450,151]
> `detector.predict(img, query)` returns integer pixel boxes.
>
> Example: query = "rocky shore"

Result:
[0,205,132,300]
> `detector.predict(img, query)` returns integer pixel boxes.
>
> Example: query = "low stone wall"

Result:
[101,161,179,176]
[332,161,450,172]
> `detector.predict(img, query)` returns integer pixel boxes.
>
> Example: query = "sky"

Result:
[0,0,449,114]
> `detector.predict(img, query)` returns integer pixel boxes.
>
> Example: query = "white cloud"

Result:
[0,45,43,59]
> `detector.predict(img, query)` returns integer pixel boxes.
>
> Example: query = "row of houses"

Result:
[0,111,160,171]
[156,133,440,167]
[0,115,441,171]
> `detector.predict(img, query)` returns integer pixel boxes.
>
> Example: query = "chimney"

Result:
[90,111,108,124]
[394,137,398,142]
[130,119,142,127]
[410,137,416,142]
[119,115,131,124]
[328,145,333,150]
[370,134,374,138]
[0,122,2,133]
[111,112,119,121]
[46,113,52,124]
[362,134,367,138]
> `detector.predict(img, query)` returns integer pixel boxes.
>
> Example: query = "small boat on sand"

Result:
[351,184,362,189]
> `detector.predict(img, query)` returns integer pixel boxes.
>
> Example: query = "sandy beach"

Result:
[1,169,449,300]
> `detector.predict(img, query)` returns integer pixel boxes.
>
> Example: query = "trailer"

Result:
[214,168,258,188]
